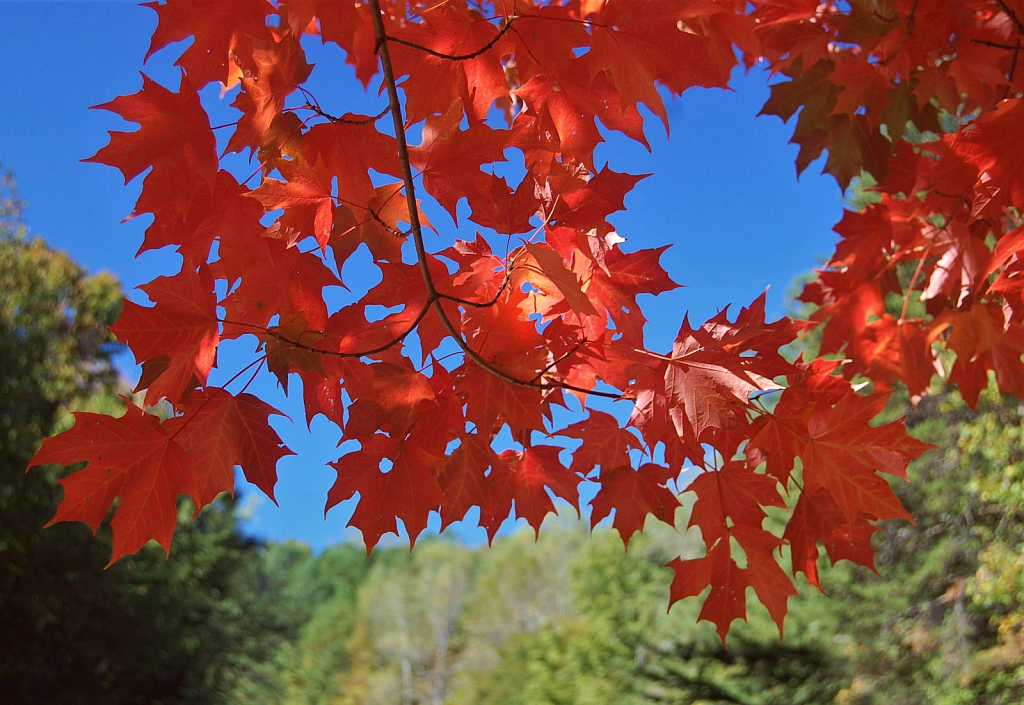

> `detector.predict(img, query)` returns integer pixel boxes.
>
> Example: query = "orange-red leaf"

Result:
[165,387,294,507]
[484,446,581,536]
[409,101,509,220]
[524,241,599,318]
[143,0,275,88]
[326,435,444,552]
[85,73,217,214]
[590,463,680,547]
[111,265,219,409]
[28,399,198,563]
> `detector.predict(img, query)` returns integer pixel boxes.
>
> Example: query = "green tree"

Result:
[816,389,1024,704]
[340,541,476,705]
[274,544,377,705]
[0,166,310,705]
[0,164,126,699]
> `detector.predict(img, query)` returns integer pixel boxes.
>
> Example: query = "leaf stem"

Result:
[385,13,517,61]
[221,303,431,359]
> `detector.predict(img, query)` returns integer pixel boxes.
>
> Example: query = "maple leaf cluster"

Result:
[760,0,1024,412]
[30,0,1024,641]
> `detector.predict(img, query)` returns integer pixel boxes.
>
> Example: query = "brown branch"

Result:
[529,342,583,384]
[367,0,621,402]
[221,302,431,359]
[969,37,1022,50]
[899,240,932,323]
[997,0,1024,38]
[294,102,390,126]
[382,13,517,61]
[366,212,408,238]
[436,267,515,308]
[880,0,918,67]
[328,183,410,238]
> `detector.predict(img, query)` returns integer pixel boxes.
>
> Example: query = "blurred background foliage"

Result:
[4,165,1024,703]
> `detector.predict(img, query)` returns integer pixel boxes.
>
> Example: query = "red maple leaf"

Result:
[304,118,402,211]
[138,170,265,266]
[949,97,1024,211]
[225,31,313,154]
[512,73,605,168]
[250,156,336,250]
[465,174,540,235]
[590,463,680,548]
[85,73,217,216]
[483,446,581,536]
[389,5,511,124]
[110,265,219,409]
[409,101,509,220]
[165,387,294,507]
[217,234,341,338]
[28,399,198,563]
[669,525,796,642]
[686,461,786,545]
[584,244,679,345]
[143,0,275,88]
[785,488,880,590]
[560,410,640,475]
[551,167,648,231]
[326,435,445,552]
[751,387,930,524]
[588,0,733,125]
[523,241,600,318]
[930,304,1024,408]
[436,434,494,531]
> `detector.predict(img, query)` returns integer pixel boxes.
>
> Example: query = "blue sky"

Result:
[1,1,844,550]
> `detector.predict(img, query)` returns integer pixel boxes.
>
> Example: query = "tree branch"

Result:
[997,0,1024,39]
[293,102,390,126]
[969,37,1022,50]
[367,0,621,401]
[383,14,517,61]
[221,302,431,359]
[880,0,917,67]
[435,267,515,308]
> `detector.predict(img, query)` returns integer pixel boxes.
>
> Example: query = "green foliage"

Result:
[0,167,312,705]
[815,388,1024,704]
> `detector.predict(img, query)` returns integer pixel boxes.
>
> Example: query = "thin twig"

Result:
[997,0,1024,38]
[900,199,966,321]
[436,267,515,308]
[167,356,268,440]
[222,303,431,359]
[293,102,391,126]
[529,342,583,384]
[900,240,932,323]
[880,0,918,67]
[383,13,517,61]
[969,37,1022,50]
[241,115,312,186]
